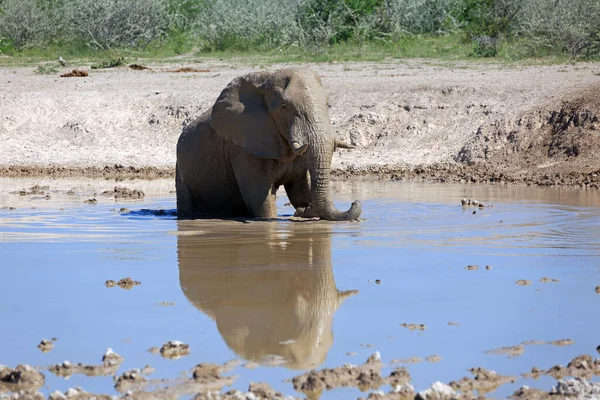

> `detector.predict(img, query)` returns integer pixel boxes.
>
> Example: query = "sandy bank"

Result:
[1,59,599,187]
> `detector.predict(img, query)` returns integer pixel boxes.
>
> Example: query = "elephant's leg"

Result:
[284,172,311,209]
[176,162,196,219]
[231,157,278,218]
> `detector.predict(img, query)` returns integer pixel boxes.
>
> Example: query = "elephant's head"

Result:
[177,220,357,370]
[210,68,362,221]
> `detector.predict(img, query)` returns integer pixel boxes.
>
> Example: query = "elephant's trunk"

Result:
[303,138,362,221]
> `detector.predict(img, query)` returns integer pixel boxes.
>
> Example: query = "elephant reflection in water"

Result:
[177,220,357,370]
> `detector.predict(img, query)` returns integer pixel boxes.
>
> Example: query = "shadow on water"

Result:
[176,219,357,370]
[123,208,177,219]
[123,209,301,222]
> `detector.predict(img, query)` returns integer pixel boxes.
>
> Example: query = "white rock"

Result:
[417,381,456,399]
[48,390,67,400]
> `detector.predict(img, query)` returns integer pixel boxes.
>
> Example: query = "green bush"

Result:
[384,0,460,36]
[0,0,598,59]
[453,0,523,57]
[0,0,63,49]
[297,0,387,45]
[64,0,175,50]
[518,0,600,58]
[192,0,301,51]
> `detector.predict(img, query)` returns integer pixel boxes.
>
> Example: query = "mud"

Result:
[3,163,600,190]
[291,353,411,396]
[2,353,600,399]
[105,278,141,290]
[449,367,516,395]
[460,199,485,208]
[246,382,288,399]
[549,339,575,347]
[465,265,478,271]
[48,349,124,378]
[37,340,54,353]
[125,361,237,399]
[114,369,147,393]
[170,67,211,73]
[129,64,151,71]
[59,70,88,78]
[400,324,427,331]
[332,164,600,189]
[0,166,173,179]
[0,365,45,393]
[518,339,574,347]
[192,382,294,400]
[486,339,575,361]
[539,277,560,283]
[485,345,525,358]
[11,186,49,196]
[100,186,145,199]
[47,387,113,399]
[515,279,532,286]
[523,354,600,380]
[159,341,190,359]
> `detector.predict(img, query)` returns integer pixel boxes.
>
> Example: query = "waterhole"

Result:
[1,178,599,398]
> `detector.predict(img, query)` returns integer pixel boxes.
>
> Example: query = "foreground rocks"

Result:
[292,353,411,397]
[2,353,600,399]
[48,348,124,378]
[0,365,45,393]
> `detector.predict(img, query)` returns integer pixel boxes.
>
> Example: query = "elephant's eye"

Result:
[281,103,287,111]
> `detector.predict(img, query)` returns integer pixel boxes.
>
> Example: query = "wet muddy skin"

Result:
[0,178,599,399]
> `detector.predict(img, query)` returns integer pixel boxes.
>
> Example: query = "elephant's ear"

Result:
[337,289,359,306]
[210,76,288,159]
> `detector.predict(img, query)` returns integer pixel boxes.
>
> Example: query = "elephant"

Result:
[176,68,362,221]
[177,219,357,370]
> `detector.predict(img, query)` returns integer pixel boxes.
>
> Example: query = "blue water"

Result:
[1,179,599,398]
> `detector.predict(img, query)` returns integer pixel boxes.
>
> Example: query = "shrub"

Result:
[384,0,461,36]
[453,0,523,57]
[64,0,175,50]
[0,0,598,58]
[297,0,388,45]
[0,0,63,49]
[518,0,600,58]
[192,0,301,52]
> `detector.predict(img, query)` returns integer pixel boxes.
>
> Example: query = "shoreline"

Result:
[1,163,598,189]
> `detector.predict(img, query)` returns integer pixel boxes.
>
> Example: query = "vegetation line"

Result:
[0,0,599,63]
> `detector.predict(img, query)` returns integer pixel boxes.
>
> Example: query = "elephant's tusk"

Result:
[291,142,308,155]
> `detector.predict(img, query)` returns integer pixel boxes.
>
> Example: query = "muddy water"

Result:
[1,178,599,398]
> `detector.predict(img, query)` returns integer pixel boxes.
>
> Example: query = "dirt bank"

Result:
[1,59,599,187]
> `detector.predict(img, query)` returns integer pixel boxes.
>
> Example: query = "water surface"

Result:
[1,178,599,398]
